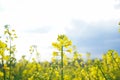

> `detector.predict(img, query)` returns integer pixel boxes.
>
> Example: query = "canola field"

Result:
[0,25,120,80]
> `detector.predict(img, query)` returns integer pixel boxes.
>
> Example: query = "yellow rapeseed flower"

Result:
[28,76,34,80]
[0,71,3,77]
[64,75,70,80]
[52,51,58,56]
[3,64,9,70]
[66,48,72,53]
[55,70,59,77]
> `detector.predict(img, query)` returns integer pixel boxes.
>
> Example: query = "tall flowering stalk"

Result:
[4,25,17,80]
[52,34,72,80]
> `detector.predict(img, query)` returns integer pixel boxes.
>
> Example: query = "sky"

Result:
[0,0,120,61]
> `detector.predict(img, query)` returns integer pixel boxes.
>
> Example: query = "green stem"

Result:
[2,58,6,80]
[9,38,12,80]
[61,46,64,80]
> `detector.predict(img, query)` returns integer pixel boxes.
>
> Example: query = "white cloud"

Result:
[0,0,119,27]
